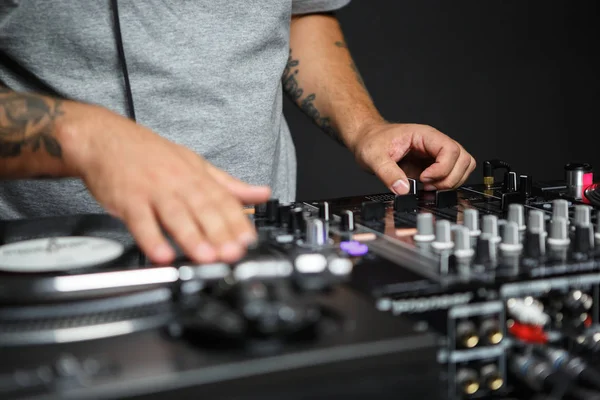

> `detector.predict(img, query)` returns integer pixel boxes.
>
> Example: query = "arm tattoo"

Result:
[334,41,347,48]
[0,91,63,158]
[282,51,343,145]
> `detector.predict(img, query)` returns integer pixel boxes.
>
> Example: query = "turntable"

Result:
[0,211,439,400]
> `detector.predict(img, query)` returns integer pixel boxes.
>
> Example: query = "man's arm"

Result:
[285,13,476,194]
[0,86,79,178]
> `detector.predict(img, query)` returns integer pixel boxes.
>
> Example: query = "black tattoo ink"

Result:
[282,50,343,145]
[334,41,347,48]
[0,91,63,158]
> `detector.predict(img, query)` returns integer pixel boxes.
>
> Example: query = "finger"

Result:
[122,202,176,264]
[153,195,218,264]
[457,156,477,187]
[428,148,473,190]
[206,164,271,204]
[370,157,411,195]
[418,138,461,183]
[186,186,245,263]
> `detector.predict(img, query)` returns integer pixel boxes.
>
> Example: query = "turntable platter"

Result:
[0,236,125,273]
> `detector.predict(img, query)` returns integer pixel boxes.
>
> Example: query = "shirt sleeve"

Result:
[292,0,351,15]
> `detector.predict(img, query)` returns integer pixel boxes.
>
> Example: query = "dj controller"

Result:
[1,160,600,399]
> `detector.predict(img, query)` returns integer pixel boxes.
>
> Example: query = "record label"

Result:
[0,236,125,273]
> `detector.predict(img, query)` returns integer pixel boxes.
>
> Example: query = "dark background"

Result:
[285,1,599,201]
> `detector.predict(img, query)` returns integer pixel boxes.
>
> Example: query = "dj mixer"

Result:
[1,160,600,400]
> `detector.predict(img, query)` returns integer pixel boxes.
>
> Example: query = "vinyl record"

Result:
[0,236,125,273]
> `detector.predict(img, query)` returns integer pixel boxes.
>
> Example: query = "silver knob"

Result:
[453,225,474,258]
[463,209,481,237]
[305,218,327,246]
[527,210,546,234]
[481,215,501,243]
[432,220,454,250]
[548,217,570,247]
[414,213,435,242]
[507,204,526,231]
[574,204,592,226]
[552,199,570,222]
[500,221,522,252]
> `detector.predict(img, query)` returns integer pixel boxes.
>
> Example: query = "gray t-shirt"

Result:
[0,0,350,219]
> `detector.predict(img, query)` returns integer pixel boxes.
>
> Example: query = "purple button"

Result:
[339,240,369,256]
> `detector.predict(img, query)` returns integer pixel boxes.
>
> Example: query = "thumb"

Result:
[206,165,272,204]
[372,158,410,195]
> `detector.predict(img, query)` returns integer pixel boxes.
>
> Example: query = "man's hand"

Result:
[351,122,476,195]
[59,105,271,265]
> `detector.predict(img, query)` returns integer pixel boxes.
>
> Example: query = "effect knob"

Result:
[481,215,501,244]
[414,213,435,242]
[305,219,327,246]
[519,175,533,198]
[393,193,418,213]
[507,203,526,232]
[318,201,330,222]
[552,199,570,222]
[278,204,292,227]
[431,220,454,251]
[500,221,522,252]
[548,217,570,247]
[340,210,355,232]
[503,171,517,192]
[463,209,481,238]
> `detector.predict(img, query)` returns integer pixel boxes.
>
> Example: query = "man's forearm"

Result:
[0,87,91,178]
[285,13,384,150]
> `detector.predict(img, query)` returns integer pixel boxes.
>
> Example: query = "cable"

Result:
[111,0,136,122]
[483,159,512,188]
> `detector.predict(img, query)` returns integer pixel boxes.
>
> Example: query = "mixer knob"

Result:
[340,210,355,231]
[526,210,547,258]
[432,220,454,251]
[548,217,570,247]
[507,204,526,231]
[318,201,330,222]
[519,175,532,198]
[435,190,458,208]
[288,207,305,235]
[503,171,517,192]
[481,215,501,244]
[393,193,418,213]
[414,213,435,242]
[305,219,327,246]
[266,199,279,224]
[574,205,594,254]
[499,221,523,252]
[255,202,267,217]
[475,236,497,266]
[452,225,474,259]
[463,209,481,238]
[552,199,570,222]
[596,210,600,243]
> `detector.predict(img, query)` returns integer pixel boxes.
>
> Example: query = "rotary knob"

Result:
[453,225,474,259]
[565,163,593,201]
[318,201,330,222]
[414,213,435,242]
[463,209,481,238]
[552,199,570,222]
[305,219,327,246]
[548,217,570,247]
[288,207,305,235]
[340,210,355,232]
[507,203,526,232]
[265,199,279,224]
[431,220,454,251]
[481,215,501,244]
[503,171,517,192]
[574,205,594,254]
[526,210,547,258]
[499,221,522,253]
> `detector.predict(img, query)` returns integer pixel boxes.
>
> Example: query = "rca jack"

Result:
[456,320,479,349]
[481,364,504,391]
[457,368,480,396]
[480,319,503,345]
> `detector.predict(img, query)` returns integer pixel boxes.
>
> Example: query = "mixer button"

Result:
[435,189,458,208]
[503,171,517,192]
[361,201,386,221]
[318,201,330,222]
[288,207,305,235]
[305,219,327,246]
[393,194,417,213]
[452,225,474,258]
[265,199,279,224]
[295,253,328,273]
[328,257,353,276]
[519,174,532,197]
[499,221,523,252]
